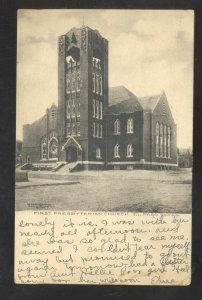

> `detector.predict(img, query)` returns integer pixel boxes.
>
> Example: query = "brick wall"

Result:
[22,115,47,163]
[142,112,152,162]
[105,111,143,163]
[151,95,177,165]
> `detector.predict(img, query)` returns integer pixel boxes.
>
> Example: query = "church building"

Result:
[22,26,178,170]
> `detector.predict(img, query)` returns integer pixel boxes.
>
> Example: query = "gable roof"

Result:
[138,94,161,112]
[106,86,143,114]
[61,136,82,151]
[106,86,167,115]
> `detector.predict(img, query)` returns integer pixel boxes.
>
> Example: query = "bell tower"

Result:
[57,26,108,169]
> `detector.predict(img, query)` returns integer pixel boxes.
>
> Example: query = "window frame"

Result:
[127,118,134,134]
[156,122,159,157]
[114,119,121,135]
[127,144,133,158]
[96,147,102,159]
[114,144,120,158]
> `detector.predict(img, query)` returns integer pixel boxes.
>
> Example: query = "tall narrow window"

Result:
[96,74,99,94]
[77,122,80,136]
[100,124,103,137]
[96,147,101,159]
[114,144,120,158]
[76,73,80,91]
[167,126,171,158]
[160,124,163,157]
[96,100,99,119]
[41,137,47,160]
[99,75,102,96]
[51,109,56,118]
[93,122,96,137]
[93,99,95,118]
[156,122,159,157]
[127,118,133,133]
[93,72,95,92]
[100,102,103,120]
[66,123,71,136]
[114,119,120,135]
[72,98,76,116]
[164,125,167,158]
[49,138,58,159]
[72,123,76,135]
[127,144,133,157]
[66,101,71,118]
[77,99,80,117]
[96,123,99,137]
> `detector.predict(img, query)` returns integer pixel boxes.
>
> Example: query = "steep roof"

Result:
[106,86,165,115]
[106,86,143,114]
[138,94,161,112]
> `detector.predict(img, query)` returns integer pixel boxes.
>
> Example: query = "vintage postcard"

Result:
[15,9,193,285]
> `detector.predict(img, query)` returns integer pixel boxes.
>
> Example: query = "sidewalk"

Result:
[15,177,80,189]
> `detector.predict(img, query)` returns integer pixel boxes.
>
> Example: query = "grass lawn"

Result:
[15,168,192,213]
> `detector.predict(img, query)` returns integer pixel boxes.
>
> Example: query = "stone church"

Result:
[22,25,178,170]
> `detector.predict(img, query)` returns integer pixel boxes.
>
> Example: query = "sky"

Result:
[16,9,194,148]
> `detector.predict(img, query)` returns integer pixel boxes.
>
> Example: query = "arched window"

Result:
[164,125,167,158]
[167,126,171,158]
[127,144,133,157]
[96,147,101,159]
[41,137,47,160]
[160,124,163,157]
[114,119,120,135]
[49,137,58,159]
[127,118,133,133]
[156,122,159,157]
[114,144,120,158]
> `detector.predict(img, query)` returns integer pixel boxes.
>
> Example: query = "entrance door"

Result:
[66,147,77,162]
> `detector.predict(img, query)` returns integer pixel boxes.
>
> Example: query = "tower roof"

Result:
[65,25,104,39]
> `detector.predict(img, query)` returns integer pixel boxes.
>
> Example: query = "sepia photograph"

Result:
[14,9,194,286]
[15,10,193,214]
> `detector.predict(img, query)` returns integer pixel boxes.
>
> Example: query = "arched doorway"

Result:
[66,146,78,163]
[62,136,82,163]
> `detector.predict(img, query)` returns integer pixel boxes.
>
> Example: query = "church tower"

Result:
[57,26,108,169]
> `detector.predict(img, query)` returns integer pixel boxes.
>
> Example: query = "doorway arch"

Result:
[66,146,78,163]
[61,136,83,163]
